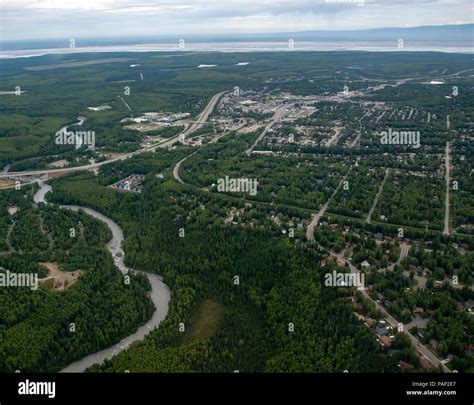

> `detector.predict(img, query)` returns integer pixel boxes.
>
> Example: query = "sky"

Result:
[0,0,473,41]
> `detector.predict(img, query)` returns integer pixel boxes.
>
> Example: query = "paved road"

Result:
[0,180,37,190]
[0,91,226,182]
[173,151,198,184]
[316,238,450,372]
[180,91,226,138]
[325,246,450,372]
[349,132,362,148]
[306,167,352,241]
[245,105,287,155]
[367,169,389,224]
[172,124,246,185]
[326,126,342,147]
[119,96,132,111]
[443,142,451,235]
[168,110,453,373]
[387,241,410,271]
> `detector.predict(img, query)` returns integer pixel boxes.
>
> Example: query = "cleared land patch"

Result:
[39,262,82,291]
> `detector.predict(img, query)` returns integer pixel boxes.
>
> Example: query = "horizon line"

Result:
[1,23,472,43]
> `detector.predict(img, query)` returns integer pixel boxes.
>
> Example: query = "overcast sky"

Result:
[1,0,472,41]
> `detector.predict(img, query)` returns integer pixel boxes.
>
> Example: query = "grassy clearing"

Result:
[184,299,222,343]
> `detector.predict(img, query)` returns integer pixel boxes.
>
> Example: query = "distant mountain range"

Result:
[238,24,474,42]
[1,24,472,51]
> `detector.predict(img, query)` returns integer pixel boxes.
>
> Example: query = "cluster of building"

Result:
[217,90,280,116]
[352,300,395,347]
[109,174,145,193]
[142,112,190,123]
[121,112,191,131]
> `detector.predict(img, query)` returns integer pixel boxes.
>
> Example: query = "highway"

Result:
[0,91,226,183]
[180,91,226,138]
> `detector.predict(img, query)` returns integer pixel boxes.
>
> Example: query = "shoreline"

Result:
[2,42,473,59]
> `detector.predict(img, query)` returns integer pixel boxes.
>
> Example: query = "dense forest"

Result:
[48,168,397,372]
[0,185,155,372]
[1,50,472,374]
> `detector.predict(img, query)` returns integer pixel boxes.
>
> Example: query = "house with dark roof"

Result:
[375,325,388,336]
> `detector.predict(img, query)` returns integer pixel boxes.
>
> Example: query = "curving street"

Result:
[0,91,227,182]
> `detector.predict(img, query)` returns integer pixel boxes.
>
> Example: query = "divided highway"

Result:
[0,91,226,182]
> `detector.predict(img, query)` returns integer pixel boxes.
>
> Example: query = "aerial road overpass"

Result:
[0,91,226,184]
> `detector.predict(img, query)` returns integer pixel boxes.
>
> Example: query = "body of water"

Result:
[32,183,170,373]
[1,40,473,59]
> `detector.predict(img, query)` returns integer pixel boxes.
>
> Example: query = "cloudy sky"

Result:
[0,0,472,41]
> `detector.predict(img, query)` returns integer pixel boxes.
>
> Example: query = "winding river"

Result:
[33,182,170,372]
